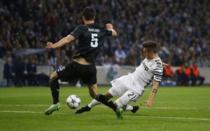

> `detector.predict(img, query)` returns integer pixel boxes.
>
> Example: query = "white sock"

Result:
[88,99,100,108]
[125,105,133,111]
[115,93,131,109]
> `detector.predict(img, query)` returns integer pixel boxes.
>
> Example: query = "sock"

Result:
[125,105,133,111]
[115,95,130,109]
[95,94,117,111]
[88,99,100,108]
[50,79,60,104]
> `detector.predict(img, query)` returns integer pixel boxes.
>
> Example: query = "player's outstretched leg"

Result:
[131,106,139,113]
[75,99,100,114]
[95,94,124,119]
[95,94,117,111]
[75,105,91,114]
[124,105,139,113]
[44,72,61,115]
[76,98,139,114]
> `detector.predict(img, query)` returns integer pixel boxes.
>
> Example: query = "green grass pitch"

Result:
[0,86,210,131]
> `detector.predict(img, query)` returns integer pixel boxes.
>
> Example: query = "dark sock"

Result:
[95,94,117,111]
[50,79,60,104]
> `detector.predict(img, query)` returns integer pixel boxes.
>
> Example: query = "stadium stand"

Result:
[0,0,210,66]
[0,0,210,86]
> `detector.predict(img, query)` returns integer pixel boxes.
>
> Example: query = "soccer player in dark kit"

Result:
[44,7,117,115]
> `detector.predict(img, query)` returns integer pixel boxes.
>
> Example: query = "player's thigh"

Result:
[109,76,129,97]
[56,62,78,82]
[49,71,59,80]
[79,64,97,85]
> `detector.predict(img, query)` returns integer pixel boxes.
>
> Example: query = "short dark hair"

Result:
[142,40,158,52]
[82,7,96,20]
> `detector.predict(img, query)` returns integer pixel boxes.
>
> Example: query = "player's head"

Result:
[82,7,96,22]
[142,40,158,58]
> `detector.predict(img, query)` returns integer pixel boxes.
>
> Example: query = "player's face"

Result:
[143,48,155,59]
[143,48,147,57]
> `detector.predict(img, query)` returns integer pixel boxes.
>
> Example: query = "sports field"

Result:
[0,86,210,131]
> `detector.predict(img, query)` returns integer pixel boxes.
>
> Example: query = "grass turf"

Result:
[0,86,210,131]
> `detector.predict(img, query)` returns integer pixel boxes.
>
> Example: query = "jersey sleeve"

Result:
[70,25,83,39]
[152,61,163,82]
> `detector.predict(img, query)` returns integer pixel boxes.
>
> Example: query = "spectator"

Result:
[23,58,29,85]
[3,57,13,86]
[23,58,37,86]
[0,41,5,58]
[190,64,205,86]
[0,0,209,66]
[163,64,174,80]
[12,57,25,86]
[184,63,191,86]
[176,64,190,86]
[114,45,126,65]
[125,48,137,65]
[29,59,38,86]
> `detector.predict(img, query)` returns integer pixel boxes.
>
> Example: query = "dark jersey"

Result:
[70,24,112,63]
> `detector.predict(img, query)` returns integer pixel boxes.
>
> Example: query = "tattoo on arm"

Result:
[152,88,158,94]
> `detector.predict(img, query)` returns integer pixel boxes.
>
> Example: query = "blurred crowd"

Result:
[0,0,210,67]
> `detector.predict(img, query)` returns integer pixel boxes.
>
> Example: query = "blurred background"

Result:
[0,0,210,87]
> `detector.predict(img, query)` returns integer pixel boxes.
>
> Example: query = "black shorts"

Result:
[56,61,97,85]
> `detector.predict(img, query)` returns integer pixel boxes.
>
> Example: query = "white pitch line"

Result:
[135,115,210,121]
[0,110,209,121]
[0,104,48,107]
[0,110,43,114]
[140,106,199,110]
[0,110,67,115]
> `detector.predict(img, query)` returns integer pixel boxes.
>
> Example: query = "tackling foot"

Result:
[131,106,139,113]
[44,103,60,115]
[75,105,91,114]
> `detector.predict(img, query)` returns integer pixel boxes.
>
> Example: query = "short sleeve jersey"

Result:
[70,24,112,63]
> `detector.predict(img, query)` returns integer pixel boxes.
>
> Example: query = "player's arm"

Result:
[46,35,75,49]
[145,80,160,107]
[106,23,117,37]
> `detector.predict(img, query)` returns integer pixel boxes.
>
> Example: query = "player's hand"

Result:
[145,100,153,107]
[46,42,54,48]
[106,23,113,29]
